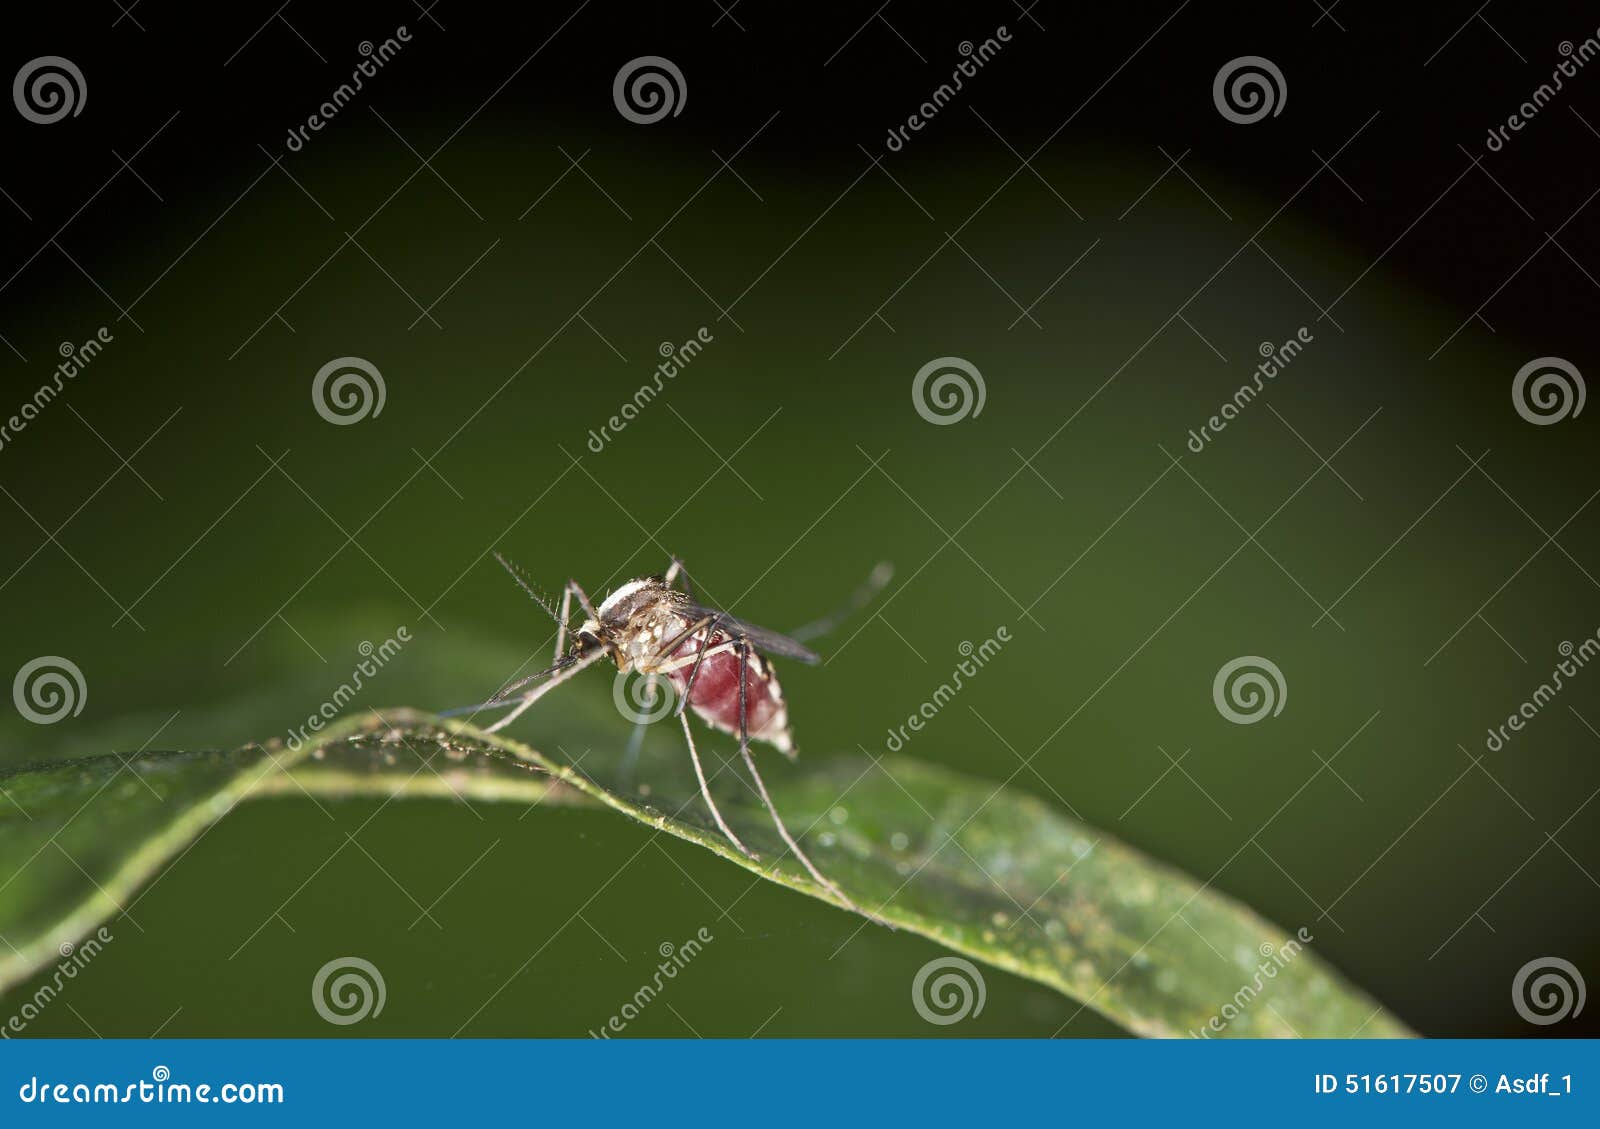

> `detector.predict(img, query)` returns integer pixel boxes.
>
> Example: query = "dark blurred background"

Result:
[1,0,1597,1036]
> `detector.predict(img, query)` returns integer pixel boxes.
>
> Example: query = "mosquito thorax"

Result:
[596,577,689,673]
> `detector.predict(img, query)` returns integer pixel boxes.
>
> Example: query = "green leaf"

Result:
[0,706,1410,1037]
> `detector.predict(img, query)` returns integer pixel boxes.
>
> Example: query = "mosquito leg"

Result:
[483,648,607,734]
[553,583,574,664]
[651,615,716,674]
[663,555,695,599]
[732,638,863,916]
[552,578,601,665]
[788,561,895,644]
[662,612,751,858]
[651,640,737,676]
[674,615,723,718]
[619,715,648,789]
[568,579,600,623]
[488,660,566,704]
[680,712,752,857]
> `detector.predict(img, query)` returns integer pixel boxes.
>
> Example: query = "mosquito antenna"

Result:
[788,560,894,643]
[493,551,561,625]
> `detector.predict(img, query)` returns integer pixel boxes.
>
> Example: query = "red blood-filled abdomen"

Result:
[665,630,790,750]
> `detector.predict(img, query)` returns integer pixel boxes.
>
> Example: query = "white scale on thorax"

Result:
[597,578,652,615]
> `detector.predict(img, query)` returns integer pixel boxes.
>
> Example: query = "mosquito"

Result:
[460,552,891,917]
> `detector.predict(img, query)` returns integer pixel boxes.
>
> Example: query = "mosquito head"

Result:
[572,625,607,654]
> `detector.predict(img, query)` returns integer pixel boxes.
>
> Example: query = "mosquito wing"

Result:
[683,603,821,664]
